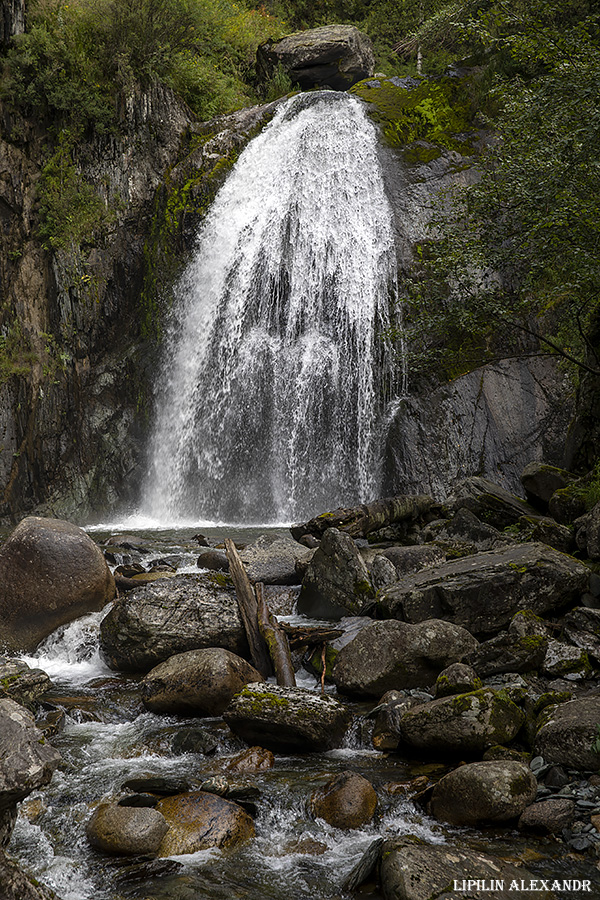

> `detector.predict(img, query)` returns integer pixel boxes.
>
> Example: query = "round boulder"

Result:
[534,697,600,771]
[435,662,481,698]
[141,648,264,716]
[156,791,255,855]
[310,771,377,829]
[518,798,575,834]
[332,619,478,698]
[0,516,115,652]
[430,761,537,825]
[86,802,168,855]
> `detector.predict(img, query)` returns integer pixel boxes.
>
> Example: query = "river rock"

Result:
[562,607,600,663]
[0,850,58,900]
[430,761,537,825]
[466,632,548,677]
[377,543,589,635]
[332,619,478,698]
[0,657,52,709]
[197,548,229,571]
[446,476,539,528]
[99,574,248,672]
[534,697,600,770]
[156,791,255,855]
[398,688,524,755]
[380,837,554,900]
[380,545,446,576]
[225,746,274,773]
[297,528,374,620]
[239,534,305,585]
[574,501,600,558]
[518,798,576,834]
[434,662,481,697]
[310,770,377,829]
[372,692,421,751]
[0,699,62,846]
[141,648,265,715]
[86,801,169,855]
[223,683,351,752]
[0,516,115,652]
[257,24,375,91]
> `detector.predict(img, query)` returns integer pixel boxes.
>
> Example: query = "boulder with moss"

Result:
[156,791,255,856]
[430,761,537,826]
[297,528,374,620]
[534,697,600,771]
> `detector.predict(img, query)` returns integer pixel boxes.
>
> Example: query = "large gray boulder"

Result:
[257,25,375,92]
[223,683,351,752]
[380,837,554,900]
[430,761,537,825]
[377,543,588,635]
[0,699,61,846]
[534,697,600,771]
[521,461,577,509]
[156,791,255,855]
[332,619,478,698]
[310,770,377,829]
[0,516,115,652]
[99,574,248,672]
[398,688,524,755]
[446,477,541,529]
[298,528,374,620]
[141,648,265,715]
[86,802,169,855]
[239,533,305,584]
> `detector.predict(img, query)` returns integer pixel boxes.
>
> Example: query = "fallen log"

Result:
[225,539,271,677]
[256,583,296,687]
[280,623,344,650]
[290,495,442,541]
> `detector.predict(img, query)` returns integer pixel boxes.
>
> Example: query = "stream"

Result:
[6,526,598,900]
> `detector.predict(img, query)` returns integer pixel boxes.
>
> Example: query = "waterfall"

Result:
[142,91,402,525]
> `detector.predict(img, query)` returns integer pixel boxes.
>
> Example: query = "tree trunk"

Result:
[291,495,440,541]
[255,583,296,687]
[224,539,271,677]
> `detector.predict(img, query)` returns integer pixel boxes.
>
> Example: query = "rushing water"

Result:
[141,91,403,526]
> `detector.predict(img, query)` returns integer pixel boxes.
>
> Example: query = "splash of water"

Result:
[142,91,402,525]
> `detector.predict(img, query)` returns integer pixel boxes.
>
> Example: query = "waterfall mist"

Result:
[142,91,402,525]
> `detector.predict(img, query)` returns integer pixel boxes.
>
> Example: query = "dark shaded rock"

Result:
[548,485,587,525]
[399,688,524,756]
[534,697,600,770]
[310,770,377,829]
[197,549,229,571]
[171,727,218,756]
[342,837,384,891]
[562,607,600,664]
[377,543,589,636]
[446,476,539,528]
[369,554,398,590]
[521,462,577,510]
[380,837,554,900]
[0,516,115,652]
[0,849,58,900]
[466,632,548,677]
[240,534,306,585]
[380,545,446,576]
[430,761,536,825]
[332,619,478,698]
[118,794,159,808]
[106,534,152,552]
[372,692,421,751]
[257,25,375,91]
[434,662,481,697]
[122,776,190,796]
[99,574,248,672]
[156,791,255,855]
[518,798,576,834]
[427,507,515,552]
[223,683,351,752]
[521,515,575,554]
[574,501,600,559]
[224,746,274,773]
[0,699,61,846]
[297,528,374,620]
[141,648,264,716]
[0,657,52,709]
[86,802,169,855]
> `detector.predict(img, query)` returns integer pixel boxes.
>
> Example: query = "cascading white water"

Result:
[142,91,403,525]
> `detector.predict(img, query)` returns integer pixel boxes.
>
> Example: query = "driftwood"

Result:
[255,583,296,687]
[290,495,441,541]
[280,623,344,650]
[224,539,271,677]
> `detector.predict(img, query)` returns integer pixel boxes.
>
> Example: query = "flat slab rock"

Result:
[377,542,588,635]
[223,682,351,752]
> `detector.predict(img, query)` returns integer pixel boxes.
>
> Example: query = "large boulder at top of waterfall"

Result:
[534,697,600,771]
[256,25,375,92]
[0,698,61,846]
[297,528,374,620]
[332,619,478,698]
[376,543,589,636]
[99,574,248,672]
[141,648,265,716]
[86,802,169,856]
[239,533,306,585]
[156,790,255,855]
[398,688,524,756]
[0,516,115,652]
[430,761,537,826]
[446,476,539,528]
[380,837,555,900]
[310,770,377,829]
[223,683,351,752]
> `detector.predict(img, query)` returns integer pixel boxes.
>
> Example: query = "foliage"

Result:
[0,323,38,385]
[401,0,600,380]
